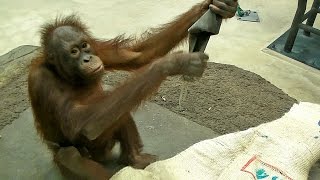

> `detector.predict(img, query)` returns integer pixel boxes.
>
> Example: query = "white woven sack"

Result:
[111,102,320,180]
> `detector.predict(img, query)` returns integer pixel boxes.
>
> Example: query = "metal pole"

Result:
[304,0,320,36]
[284,0,307,53]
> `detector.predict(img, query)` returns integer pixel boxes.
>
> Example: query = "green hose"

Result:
[236,5,245,17]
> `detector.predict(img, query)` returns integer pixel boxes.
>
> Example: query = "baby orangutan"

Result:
[28,0,237,179]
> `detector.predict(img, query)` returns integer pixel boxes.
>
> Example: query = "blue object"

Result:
[256,169,269,179]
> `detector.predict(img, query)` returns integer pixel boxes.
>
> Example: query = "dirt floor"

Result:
[0,73,29,129]
[0,60,297,134]
[104,62,297,134]
[0,46,36,130]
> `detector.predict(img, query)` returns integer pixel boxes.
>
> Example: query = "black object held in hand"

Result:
[183,10,222,81]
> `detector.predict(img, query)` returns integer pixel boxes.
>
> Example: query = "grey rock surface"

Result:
[0,103,218,179]
[0,108,63,180]
[0,45,39,66]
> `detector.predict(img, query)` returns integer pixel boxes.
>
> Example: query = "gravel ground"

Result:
[0,46,38,130]
[104,62,297,134]
[0,48,296,135]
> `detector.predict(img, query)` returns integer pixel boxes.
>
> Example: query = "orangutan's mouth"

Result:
[93,64,104,73]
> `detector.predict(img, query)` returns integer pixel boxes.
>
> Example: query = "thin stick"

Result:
[179,80,188,110]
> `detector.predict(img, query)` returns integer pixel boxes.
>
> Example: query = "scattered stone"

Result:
[146,126,155,130]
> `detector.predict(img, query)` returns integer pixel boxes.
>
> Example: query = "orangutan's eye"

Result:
[70,48,79,56]
[82,42,90,49]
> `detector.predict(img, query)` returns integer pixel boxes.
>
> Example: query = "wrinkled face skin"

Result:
[50,26,104,83]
